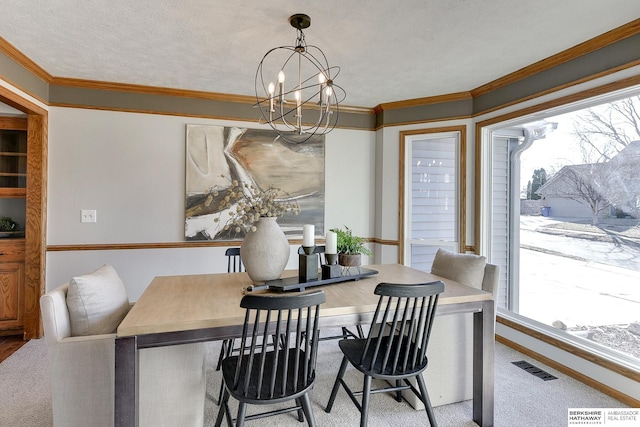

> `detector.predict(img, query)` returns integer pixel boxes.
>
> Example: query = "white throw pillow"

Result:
[430,248,487,289]
[66,264,130,336]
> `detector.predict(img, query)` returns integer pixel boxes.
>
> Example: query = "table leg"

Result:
[115,336,137,427]
[473,299,495,427]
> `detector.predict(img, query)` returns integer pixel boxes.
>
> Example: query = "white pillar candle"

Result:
[303,224,315,247]
[326,231,337,254]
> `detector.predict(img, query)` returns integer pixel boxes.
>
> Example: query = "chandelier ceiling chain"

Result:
[255,14,346,144]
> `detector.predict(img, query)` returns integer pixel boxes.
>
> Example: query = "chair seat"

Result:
[339,336,428,380]
[221,348,315,404]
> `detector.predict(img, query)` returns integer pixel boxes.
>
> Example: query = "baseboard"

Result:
[496,334,640,407]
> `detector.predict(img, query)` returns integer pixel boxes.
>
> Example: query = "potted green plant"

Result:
[0,216,21,237]
[329,226,373,267]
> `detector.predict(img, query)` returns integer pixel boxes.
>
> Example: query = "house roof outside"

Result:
[536,141,640,216]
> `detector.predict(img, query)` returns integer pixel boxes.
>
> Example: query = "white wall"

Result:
[46,107,375,299]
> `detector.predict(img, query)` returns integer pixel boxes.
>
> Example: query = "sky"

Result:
[519,111,585,190]
[519,95,640,189]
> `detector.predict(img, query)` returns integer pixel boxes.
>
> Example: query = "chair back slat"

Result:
[423,295,439,353]
[380,296,402,371]
[396,297,415,372]
[229,290,325,400]
[225,247,243,272]
[360,297,384,361]
[266,310,280,398]
[409,297,427,368]
[309,308,321,376]
[360,281,444,376]
[233,310,251,388]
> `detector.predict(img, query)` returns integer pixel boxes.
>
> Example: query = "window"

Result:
[400,126,465,270]
[480,88,640,366]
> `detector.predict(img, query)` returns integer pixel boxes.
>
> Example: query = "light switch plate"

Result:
[81,209,97,223]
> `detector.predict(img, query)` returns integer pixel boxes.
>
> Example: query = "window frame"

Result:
[475,82,640,375]
[398,125,467,265]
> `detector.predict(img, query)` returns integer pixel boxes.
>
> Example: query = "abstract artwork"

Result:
[184,125,325,240]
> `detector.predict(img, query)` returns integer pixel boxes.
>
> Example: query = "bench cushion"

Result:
[430,248,486,289]
[66,264,130,336]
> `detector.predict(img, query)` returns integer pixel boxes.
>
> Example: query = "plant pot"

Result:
[240,217,290,282]
[338,253,361,267]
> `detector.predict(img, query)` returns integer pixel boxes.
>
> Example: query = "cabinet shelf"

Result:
[0,127,27,190]
[0,188,26,198]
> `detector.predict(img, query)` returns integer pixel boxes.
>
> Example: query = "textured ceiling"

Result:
[0,1,639,108]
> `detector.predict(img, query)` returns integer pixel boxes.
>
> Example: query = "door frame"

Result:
[0,85,47,339]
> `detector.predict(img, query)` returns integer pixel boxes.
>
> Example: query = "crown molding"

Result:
[375,91,472,112]
[0,36,51,82]
[49,77,375,115]
[50,76,256,103]
[471,18,640,98]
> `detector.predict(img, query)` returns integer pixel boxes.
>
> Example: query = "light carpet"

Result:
[0,330,627,427]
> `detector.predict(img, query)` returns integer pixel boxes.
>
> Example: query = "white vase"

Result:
[240,217,290,282]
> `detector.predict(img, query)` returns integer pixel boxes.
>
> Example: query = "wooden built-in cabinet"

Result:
[0,117,27,337]
[0,239,24,334]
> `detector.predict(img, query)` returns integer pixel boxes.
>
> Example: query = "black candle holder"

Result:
[322,253,341,279]
[299,246,318,282]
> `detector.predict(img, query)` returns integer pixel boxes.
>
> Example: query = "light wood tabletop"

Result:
[115,263,495,427]
[117,263,491,337]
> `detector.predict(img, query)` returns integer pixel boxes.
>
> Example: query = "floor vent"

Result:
[511,360,558,381]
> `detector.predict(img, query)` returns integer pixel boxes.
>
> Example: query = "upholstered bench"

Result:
[40,265,206,427]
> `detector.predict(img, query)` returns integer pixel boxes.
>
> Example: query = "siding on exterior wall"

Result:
[491,137,510,310]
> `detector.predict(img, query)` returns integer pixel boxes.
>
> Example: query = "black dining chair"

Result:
[215,290,326,427]
[217,247,243,370]
[216,247,244,403]
[325,281,445,427]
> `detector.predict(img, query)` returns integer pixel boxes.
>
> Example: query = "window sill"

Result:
[497,310,640,388]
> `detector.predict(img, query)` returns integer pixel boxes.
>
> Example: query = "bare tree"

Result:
[541,151,638,225]
[572,96,640,162]
[560,165,615,225]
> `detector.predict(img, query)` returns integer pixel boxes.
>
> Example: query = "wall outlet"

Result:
[81,209,97,223]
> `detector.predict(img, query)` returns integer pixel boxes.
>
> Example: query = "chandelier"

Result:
[255,14,346,144]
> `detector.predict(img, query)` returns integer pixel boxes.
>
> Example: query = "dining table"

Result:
[114,263,495,426]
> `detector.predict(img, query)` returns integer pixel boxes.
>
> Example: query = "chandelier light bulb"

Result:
[255,13,346,144]
[318,73,326,105]
[267,82,275,114]
[325,86,333,98]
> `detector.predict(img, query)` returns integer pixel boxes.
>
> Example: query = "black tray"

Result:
[245,267,379,293]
